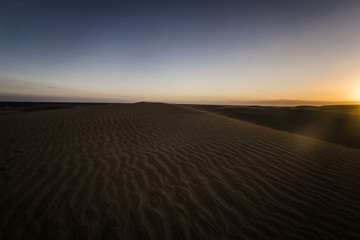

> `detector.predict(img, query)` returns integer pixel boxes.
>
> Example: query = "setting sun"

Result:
[354,85,360,101]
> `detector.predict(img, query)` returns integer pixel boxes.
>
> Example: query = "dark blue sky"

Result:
[1,0,360,103]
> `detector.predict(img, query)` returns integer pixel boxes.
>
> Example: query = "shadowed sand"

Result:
[0,103,359,239]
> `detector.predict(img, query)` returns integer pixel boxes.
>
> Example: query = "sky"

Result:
[1,0,360,105]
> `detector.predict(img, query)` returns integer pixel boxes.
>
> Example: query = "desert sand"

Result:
[0,103,359,239]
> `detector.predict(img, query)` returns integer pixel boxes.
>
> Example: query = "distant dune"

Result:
[188,104,360,149]
[1,103,359,239]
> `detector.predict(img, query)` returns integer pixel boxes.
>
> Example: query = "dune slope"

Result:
[0,103,359,239]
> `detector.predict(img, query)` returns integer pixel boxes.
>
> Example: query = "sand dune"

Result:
[0,103,359,239]
[188,104,360,149]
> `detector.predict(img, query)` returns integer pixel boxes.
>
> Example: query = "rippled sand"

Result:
[0,103,359,239]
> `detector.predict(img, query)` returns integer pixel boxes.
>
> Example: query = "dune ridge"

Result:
[0,103,359,239]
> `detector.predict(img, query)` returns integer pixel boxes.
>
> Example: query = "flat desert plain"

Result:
[0,103,359,239]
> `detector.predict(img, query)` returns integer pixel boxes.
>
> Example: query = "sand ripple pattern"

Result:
[0,103,359,239]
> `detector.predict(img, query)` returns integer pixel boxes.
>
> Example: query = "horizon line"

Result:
[1,99,360,107]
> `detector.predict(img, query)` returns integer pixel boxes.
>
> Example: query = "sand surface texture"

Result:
[0,103,359,239]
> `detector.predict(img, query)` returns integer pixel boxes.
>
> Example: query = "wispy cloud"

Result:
[16,2,27,7]
[0,76,132,103]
